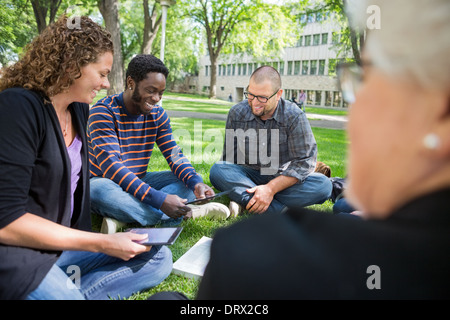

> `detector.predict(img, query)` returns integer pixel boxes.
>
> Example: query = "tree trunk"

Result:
[30,0,62,33]
[99,0,124,95]
[141,0,162,54]
[209,54,217,99]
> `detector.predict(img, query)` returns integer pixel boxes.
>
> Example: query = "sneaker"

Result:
[229,201,242,218]
[100,217,126,234]
[188,202,230,220]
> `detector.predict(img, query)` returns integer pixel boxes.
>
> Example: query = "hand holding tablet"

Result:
[185,190,231,205]
[127,227,183,245]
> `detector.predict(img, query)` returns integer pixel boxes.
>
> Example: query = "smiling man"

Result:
[88,55,230,233]
[210,66,332,216]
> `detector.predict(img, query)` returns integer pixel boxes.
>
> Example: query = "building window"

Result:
[307,13,315,23]
[304,35,311,46]
[313,34,320,46]
[310,60,317,75]
[279,61,285,75]
[328,59,338,76]
[205,65,209,76]
[333,91,342,107]
[332,32,340,44]
[294,61,301,75]
[297,36,303,47]
[316,12,324,22]
[248,63,253,75]
[227,64,231,76]
[232,64,236,76]
[302,60,309,75]
[318,60,325,75]
[299,14,307,24]
[287,61,293,75]
[243,63,247,75]
[285,89,292,100]
[221,86,225,91]
[325,91,332,106]
[307,90,314,105]
[315,91,322,106]
[321,33,328,45]
[271,61,278,70]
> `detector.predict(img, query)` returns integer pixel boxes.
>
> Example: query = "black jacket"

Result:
[0,88,91,299]
[197,187,450,299]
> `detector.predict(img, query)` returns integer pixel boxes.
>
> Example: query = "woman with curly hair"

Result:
[0,15,172,300]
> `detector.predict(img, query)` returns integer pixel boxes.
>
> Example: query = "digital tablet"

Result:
[185,190,231,205]
[127,227,183,246]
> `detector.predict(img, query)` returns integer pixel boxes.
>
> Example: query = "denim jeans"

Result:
[90,171,196,227]
[26,245,172,300]
[210,161,332,214]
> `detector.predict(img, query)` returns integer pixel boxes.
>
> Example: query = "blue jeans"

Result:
[90,171,196,227]
[26,245,172,300]
[210,161,332,214]
[333,197,355,214]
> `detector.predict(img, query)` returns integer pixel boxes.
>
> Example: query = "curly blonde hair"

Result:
[0,15,113,97]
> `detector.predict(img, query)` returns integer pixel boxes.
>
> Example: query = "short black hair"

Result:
[125,54,169,84]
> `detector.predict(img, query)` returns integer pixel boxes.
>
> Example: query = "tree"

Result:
[30,0,63,33]
[297,0,365,64]
[187,0,298,99]
[98,0,124,94]
[141,0,162,54]
[0,0,37,65]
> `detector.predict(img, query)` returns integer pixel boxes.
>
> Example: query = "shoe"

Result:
[229,201,242,217]
[100,217,126,234]
[189,202,230,220]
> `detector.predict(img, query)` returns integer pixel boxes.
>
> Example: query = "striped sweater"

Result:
[88,92,203,209]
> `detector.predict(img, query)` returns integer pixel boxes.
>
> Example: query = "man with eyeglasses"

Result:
[209,66,332,216]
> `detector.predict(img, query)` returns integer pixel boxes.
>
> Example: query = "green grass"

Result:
[92,90,348,117]
[135,118,346,299]
[90,93,348,300]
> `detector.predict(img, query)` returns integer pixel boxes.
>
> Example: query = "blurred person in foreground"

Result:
[197,0,450,299]
[0,16,171,300]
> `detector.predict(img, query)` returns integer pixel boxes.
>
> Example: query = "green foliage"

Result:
[0,0,37,65]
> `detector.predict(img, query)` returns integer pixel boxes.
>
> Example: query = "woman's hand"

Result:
[100,232,152,261]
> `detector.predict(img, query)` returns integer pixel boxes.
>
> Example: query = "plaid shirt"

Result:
[222,98,317,182]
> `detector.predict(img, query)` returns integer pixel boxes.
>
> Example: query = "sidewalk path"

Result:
[166,110,347,130]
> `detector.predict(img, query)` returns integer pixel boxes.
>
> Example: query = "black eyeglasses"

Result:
[244,90,279,103]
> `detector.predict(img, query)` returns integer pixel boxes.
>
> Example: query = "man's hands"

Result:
[193,182,215,202]
[159,183,214,219]
[160,194,192,219]
[245,176,299,214]
[245,185,275,214]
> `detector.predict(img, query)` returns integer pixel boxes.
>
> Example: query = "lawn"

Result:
[90,93,348,300]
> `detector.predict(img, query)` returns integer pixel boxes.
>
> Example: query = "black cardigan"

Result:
[198,187,450,300]
[0,88,91,299]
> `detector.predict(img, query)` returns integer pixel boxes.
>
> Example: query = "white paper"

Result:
[172,236,212,280]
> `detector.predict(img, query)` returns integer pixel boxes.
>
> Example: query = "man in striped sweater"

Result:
[88,55,229,233]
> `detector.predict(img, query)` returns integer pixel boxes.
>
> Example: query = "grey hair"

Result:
[346,0,450,90]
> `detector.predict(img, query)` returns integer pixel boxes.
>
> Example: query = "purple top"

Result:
[67,134,82,218]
